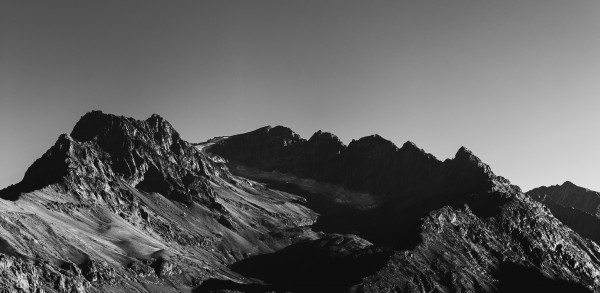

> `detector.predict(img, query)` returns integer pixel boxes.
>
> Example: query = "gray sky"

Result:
[1,0,599,192]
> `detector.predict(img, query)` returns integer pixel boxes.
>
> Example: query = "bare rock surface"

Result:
[527,182,600,251]
[204,125,600,292]
[2,114,600,292]
[528,181,600,217]
[0,112,317,292]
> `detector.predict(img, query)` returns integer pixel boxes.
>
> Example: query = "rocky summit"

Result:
[1,111,600,292]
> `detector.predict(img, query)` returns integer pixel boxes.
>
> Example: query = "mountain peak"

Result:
[402,140,418,148]
[269,125,299,138]
[71,110,126,142]
[147,113,165,121]
[252,125,300,141]
[309,130,344,146]
[2,111,227,204]
[453,146,484,165]
[5,112,600,292]
[456,146,475,158]
[71,111,178,144]
[349,134,398,152]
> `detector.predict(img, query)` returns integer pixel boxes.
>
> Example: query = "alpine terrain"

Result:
[0,111,599,293]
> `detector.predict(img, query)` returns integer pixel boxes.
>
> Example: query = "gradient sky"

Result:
[1,1,599,192]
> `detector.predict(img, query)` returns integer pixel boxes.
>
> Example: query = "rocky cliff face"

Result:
[360,198,600,293]
[205,126,600,292]
[208,126,441,198]
[528,181,600,217]
[209,127,517,247]
[2,114,600,292]
[0,112,317,292]
[528,182,600,248]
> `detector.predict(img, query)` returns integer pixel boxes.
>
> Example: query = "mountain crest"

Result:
[1,111,229,205]
[455,146,477,161]
[528,181,600,217]
[3,112,600,292]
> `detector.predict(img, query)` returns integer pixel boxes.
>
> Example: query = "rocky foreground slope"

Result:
[1,112,600,292]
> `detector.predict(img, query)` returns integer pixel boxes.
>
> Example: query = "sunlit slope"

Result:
[0,111,316,292]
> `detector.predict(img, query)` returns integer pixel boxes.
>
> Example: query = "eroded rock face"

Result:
[528,182,600,248]
[0,112,318,292]
[361,199,600,292]
[209,127,441,198]
[206,126,600,292]
[209,127,519,247]
[3,113,600,293]
[528,181,600,217]
[0,253,90,293]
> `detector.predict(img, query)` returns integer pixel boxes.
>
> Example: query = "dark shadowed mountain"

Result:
[208,126,517,248]
[1,112,600,292]
[205,125,600,292]
[528,181,600,217]
[527,182,600,247]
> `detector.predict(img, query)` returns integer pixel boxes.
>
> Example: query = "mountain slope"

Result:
[208,127,517,247]
[0,111,317,292]
[206,126,600,292]
[2,113,600,292]
[528,181,600,217]
[527,182,600,247]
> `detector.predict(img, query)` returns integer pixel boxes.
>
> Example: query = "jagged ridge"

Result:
[208,126,518,246]
[205,125,600,292]
[3,113,600,292]
[0,111,318,292]
[528,181,600,217]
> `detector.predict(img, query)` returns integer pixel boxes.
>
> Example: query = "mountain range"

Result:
[0,111,598,293]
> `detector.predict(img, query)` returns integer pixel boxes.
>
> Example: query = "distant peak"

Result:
[452,146,493,174]
[347,135,399,154]
[306,130,345,150]
[85,110,105,116]
[270,125,293,132]
[252,125,299,140]
[455,146,478,161]
[77,110,112,123]
[70,110,120,142]
[403,141,417,147]
[70,110,179,147]
[562,181,576,187]
[399,140,427,155]
[146,113,176,133]
[401,141,421,151]
[356,134,390,144]
[310,130,342,141]
[147,113,166,123]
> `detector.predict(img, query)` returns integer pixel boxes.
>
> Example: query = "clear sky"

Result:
[1,1,599,192]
